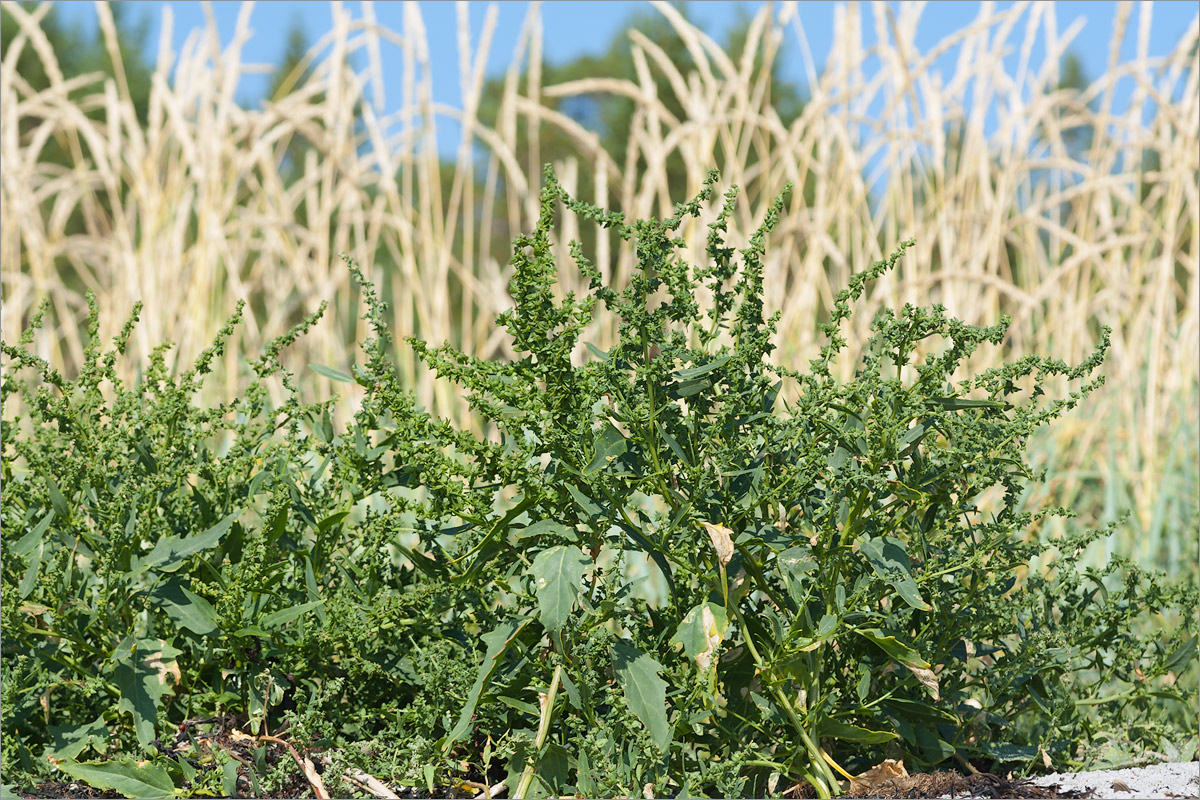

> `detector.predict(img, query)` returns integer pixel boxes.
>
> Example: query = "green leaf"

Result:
[309,363,355,383]
[564,483,602,518]
[444,618,532,752]
[660,429,691,465]
[930,396,1005,410]
[54,758,176,799]
[13,510,55,557]
[855,629,930,670]
[113,637,182,747]
[859,536,931,611]
[19,540,43,598]
[46,716,108,760]
[259,599,324,630]
[671,602,729,671]
[584,342,609,361]
[153,581,219,635]
[515,519,574,540]
[45,477,72,519]
[584,423,628,475]
[816,718,898,744]
[140,511,238,573]
[530,545,590,632]
[611,641,670,751]
[668,377,712,399]
[672,356,730,379]
[985,743,1038,762]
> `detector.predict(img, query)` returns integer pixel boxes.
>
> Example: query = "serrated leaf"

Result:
[530,546,590,632]
[611,641,670,751]
[309,363,355,383]
[816,718,898,744]
[444,618,532,752]
[54,758,176,799]
[671,603,729,671]
[859,536,930,611]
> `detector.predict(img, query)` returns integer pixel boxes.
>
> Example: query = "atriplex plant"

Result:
[2,169,1196,799]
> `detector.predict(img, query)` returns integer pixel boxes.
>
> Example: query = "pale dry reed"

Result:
[2,1,1196,569]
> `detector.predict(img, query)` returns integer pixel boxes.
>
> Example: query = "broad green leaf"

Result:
[669,377,711,399]
[45,477,71,519]
[444,618,532,751]
[672,356,729,379]
[611,641,670,751]
[984,743,1038,762]
[153,581,219,635]
[19,540,43,598]
[140,511,238,573]
[309,363,355,383]
[584,423,628,475]
[113,637,182,747]
[515,519,574,540]
[816,718,898,744]
[660,429,691,465]
[13,510,54,557]
[46,716,108,760]
[671,602,729,671]
[530,545,590,632]
[855,629,930,670]
[859,536,931,611]
[54,758,176,799]
[564,484,602,518]
[259,599,325,630]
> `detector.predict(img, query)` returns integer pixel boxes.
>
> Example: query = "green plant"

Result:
[336,168,1197,797]
[2,168,1195,799]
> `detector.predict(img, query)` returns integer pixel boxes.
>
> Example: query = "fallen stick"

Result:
[343,768,400,799]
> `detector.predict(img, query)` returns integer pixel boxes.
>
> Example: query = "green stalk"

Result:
[514,665,562,800]
[728,604,841,797]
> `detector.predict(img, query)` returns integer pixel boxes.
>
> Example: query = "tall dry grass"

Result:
[2,1,1196,571]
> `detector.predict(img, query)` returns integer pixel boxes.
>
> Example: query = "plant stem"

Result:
[514,665,562,800]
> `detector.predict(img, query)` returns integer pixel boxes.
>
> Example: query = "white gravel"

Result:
[1025,761,1200,799]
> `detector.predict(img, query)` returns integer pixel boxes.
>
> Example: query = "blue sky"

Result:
[54,1,1200,154]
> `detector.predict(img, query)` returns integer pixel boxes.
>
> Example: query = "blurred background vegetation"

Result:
[1,0,1196,583]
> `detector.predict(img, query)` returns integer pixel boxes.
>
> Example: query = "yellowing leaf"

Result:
[849,759,908,795]
[701,521,734,565]
[907,664,940,701]
[671,602,729,671]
